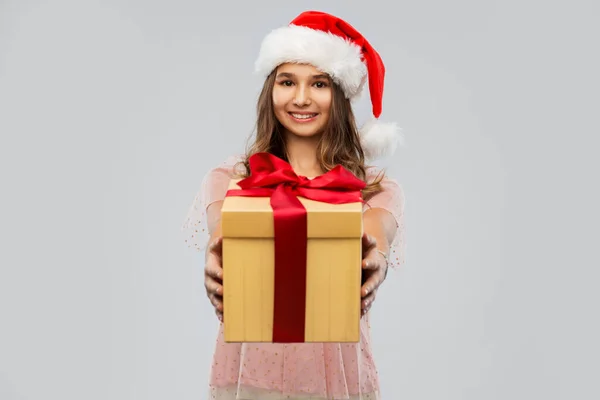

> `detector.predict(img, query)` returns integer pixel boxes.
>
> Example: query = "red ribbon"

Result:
[225,152,366,343]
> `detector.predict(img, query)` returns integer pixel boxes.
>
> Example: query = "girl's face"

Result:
[272,63,332,139]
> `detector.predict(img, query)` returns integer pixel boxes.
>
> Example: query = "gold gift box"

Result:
[221,178,363,343]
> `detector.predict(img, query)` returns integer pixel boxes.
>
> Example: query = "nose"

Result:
[293,84,311,106]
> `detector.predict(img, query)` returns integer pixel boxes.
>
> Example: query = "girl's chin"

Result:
[284,127,324,138]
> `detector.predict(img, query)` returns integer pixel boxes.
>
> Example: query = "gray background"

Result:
[1,0,599,399]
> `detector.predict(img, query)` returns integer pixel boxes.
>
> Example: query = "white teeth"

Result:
[291,113,316,119]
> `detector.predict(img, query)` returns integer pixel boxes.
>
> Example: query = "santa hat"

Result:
[255,10,402,161]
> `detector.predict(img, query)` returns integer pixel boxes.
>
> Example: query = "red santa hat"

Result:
[255,10,402,160]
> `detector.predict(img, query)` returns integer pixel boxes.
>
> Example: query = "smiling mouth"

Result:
[288,112,318,121]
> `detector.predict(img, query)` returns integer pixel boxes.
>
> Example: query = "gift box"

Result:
[220,155,365,343]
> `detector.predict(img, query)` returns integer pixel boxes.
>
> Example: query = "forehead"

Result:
[275,62,329,78]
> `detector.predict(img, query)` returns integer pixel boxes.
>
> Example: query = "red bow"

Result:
[225,152,366,342]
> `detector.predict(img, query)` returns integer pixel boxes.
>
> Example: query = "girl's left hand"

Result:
[360,233,388,316]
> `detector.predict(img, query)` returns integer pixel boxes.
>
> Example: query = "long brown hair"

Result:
[235,67,385,200]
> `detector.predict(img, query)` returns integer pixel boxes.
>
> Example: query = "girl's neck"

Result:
[284,132,325,177]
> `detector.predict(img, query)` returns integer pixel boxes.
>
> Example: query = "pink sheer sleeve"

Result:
[363,168,406,270]
[181,154,245,253]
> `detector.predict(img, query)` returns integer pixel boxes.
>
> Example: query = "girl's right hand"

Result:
[204,236,224,322]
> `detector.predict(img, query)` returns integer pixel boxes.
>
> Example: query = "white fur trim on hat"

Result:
[254,25,367,99]
[359,118,403,161]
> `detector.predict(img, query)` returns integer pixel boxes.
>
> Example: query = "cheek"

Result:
[272,88,288,110]
[318,92,332,114]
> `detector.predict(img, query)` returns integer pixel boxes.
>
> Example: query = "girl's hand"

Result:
[204,236,224,322]
[360,233,388,316]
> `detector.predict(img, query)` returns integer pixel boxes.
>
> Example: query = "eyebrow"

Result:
[276,72,330,80]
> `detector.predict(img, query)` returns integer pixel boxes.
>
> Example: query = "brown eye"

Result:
[314,81,327,88]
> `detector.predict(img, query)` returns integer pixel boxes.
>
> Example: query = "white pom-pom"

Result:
[359,118,403,161]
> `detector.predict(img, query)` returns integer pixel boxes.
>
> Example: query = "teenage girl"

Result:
[182,10,405,400]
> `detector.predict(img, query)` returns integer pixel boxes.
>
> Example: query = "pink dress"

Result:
[181,154,406,400]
